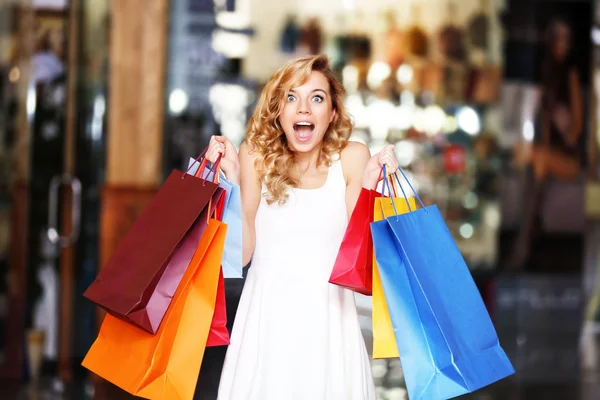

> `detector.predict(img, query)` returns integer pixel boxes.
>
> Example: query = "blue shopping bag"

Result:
[188,157,243,279]
[370,167,514,400]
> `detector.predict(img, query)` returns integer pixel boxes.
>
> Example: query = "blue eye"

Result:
[312,96,324,103]
[287,94,296,102]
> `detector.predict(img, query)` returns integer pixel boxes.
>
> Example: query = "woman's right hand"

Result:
[206,135,241,185]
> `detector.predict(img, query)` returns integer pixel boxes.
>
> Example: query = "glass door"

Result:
[0,0,109,396]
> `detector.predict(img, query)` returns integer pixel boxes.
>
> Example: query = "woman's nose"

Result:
[297,99,310,114]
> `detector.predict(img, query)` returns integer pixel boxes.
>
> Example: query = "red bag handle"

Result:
[182,148,222,224]
[182,147,222,184]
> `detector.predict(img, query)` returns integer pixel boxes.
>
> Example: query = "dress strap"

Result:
[327,153,346,191]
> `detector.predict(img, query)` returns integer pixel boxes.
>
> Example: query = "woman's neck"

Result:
[293,146,323,172]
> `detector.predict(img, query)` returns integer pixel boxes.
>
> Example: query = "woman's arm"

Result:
[238,141,262,266]
[341,142,371,218]
[341,142,399,218]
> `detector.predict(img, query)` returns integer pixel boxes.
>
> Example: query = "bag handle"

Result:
[181,148,223,224]
[183,147,208,177]
[182,147,222,185]
[380,165,428,218]
[197,156,222,185]
[380,165,399,217]
[390,167,427,215]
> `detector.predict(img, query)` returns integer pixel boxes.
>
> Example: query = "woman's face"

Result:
[278,71,336,153]
[552,23,571,61]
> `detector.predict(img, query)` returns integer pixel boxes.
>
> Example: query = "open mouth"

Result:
[293,122,315,142]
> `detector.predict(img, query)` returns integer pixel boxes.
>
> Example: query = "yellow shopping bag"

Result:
[372,192,415,359]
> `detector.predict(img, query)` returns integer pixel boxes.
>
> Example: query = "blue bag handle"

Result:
[394,167,426,212]
[382,165,428,217]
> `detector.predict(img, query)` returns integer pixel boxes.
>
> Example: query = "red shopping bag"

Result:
[206,269,229,347]
[329,188,381,295]
[84,154,223,334]
[206,172,229,347]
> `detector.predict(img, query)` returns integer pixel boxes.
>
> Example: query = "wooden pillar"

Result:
[94,0,168,398]
[106,0,167,186]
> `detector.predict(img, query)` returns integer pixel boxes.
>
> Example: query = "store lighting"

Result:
[342,0,356,10]
[422,105,446,136]
[459,223,474,239]
[443,115,458,133]
[220,119,245,144]
[462,192,479,210]
[27,85,36,120]
[209,83,250,143]
[522,119,534,142]
[412,107,427,133]
[592,27,600,45]
[367,62,391,90]
[169,88,189,115]
[91,94,106,141]
[349,130,369,145]
[342,65,359,93]
[8,67,19,82]
[391,105,413,130]
[345,94,368,128]
[369,141,388,156]
[484,206,501,229]
[367,99,395,141]
[456,107,481,136]
[396,64,413,85]
[414,105,446,136]
[394,169,419,194]
[395,140,416,167]
[212,29,250,58]
[400,90,415,106]
[215,11,250,30]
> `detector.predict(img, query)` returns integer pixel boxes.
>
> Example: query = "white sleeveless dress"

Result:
[217,157,376,400]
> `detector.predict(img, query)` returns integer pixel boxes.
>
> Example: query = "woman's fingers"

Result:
[378,146,398,173]
[206,136,226,162]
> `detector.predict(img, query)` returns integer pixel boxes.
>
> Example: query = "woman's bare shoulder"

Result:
[340,141,370,183]
[340,141,370,163]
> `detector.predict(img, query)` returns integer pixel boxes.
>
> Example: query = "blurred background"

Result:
[0,0,599,399]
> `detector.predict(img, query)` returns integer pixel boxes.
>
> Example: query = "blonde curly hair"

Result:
[246,54,353,205]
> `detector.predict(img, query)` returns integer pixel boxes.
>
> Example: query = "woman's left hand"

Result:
[362,144,399,190]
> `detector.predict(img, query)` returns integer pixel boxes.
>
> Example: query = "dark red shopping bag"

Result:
[206,269,229,346]
[329,187,381,295]
[84,155,223,334]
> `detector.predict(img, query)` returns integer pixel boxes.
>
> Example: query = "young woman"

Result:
[205,55,399,399]
[509,18,584,268]
[517,18,583,180]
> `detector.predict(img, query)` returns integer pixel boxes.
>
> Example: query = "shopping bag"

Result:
[329,188,380,295]
[206,269,229,347]
[83,152,222,333]
[372,193,415,359]
[189,157,243,278]
[82,219,227,400]
[371,169,514,399]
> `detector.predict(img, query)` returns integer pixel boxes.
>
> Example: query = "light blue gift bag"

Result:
[188,157,243,279]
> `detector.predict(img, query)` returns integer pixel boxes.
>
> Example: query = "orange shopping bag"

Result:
[82,219,227,400]
[372,181,415,359]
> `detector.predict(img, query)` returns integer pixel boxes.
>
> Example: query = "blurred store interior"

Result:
[1,0,600,398]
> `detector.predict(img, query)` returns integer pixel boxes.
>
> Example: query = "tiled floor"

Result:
[1,369,599,400]
[2,282,600,399]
